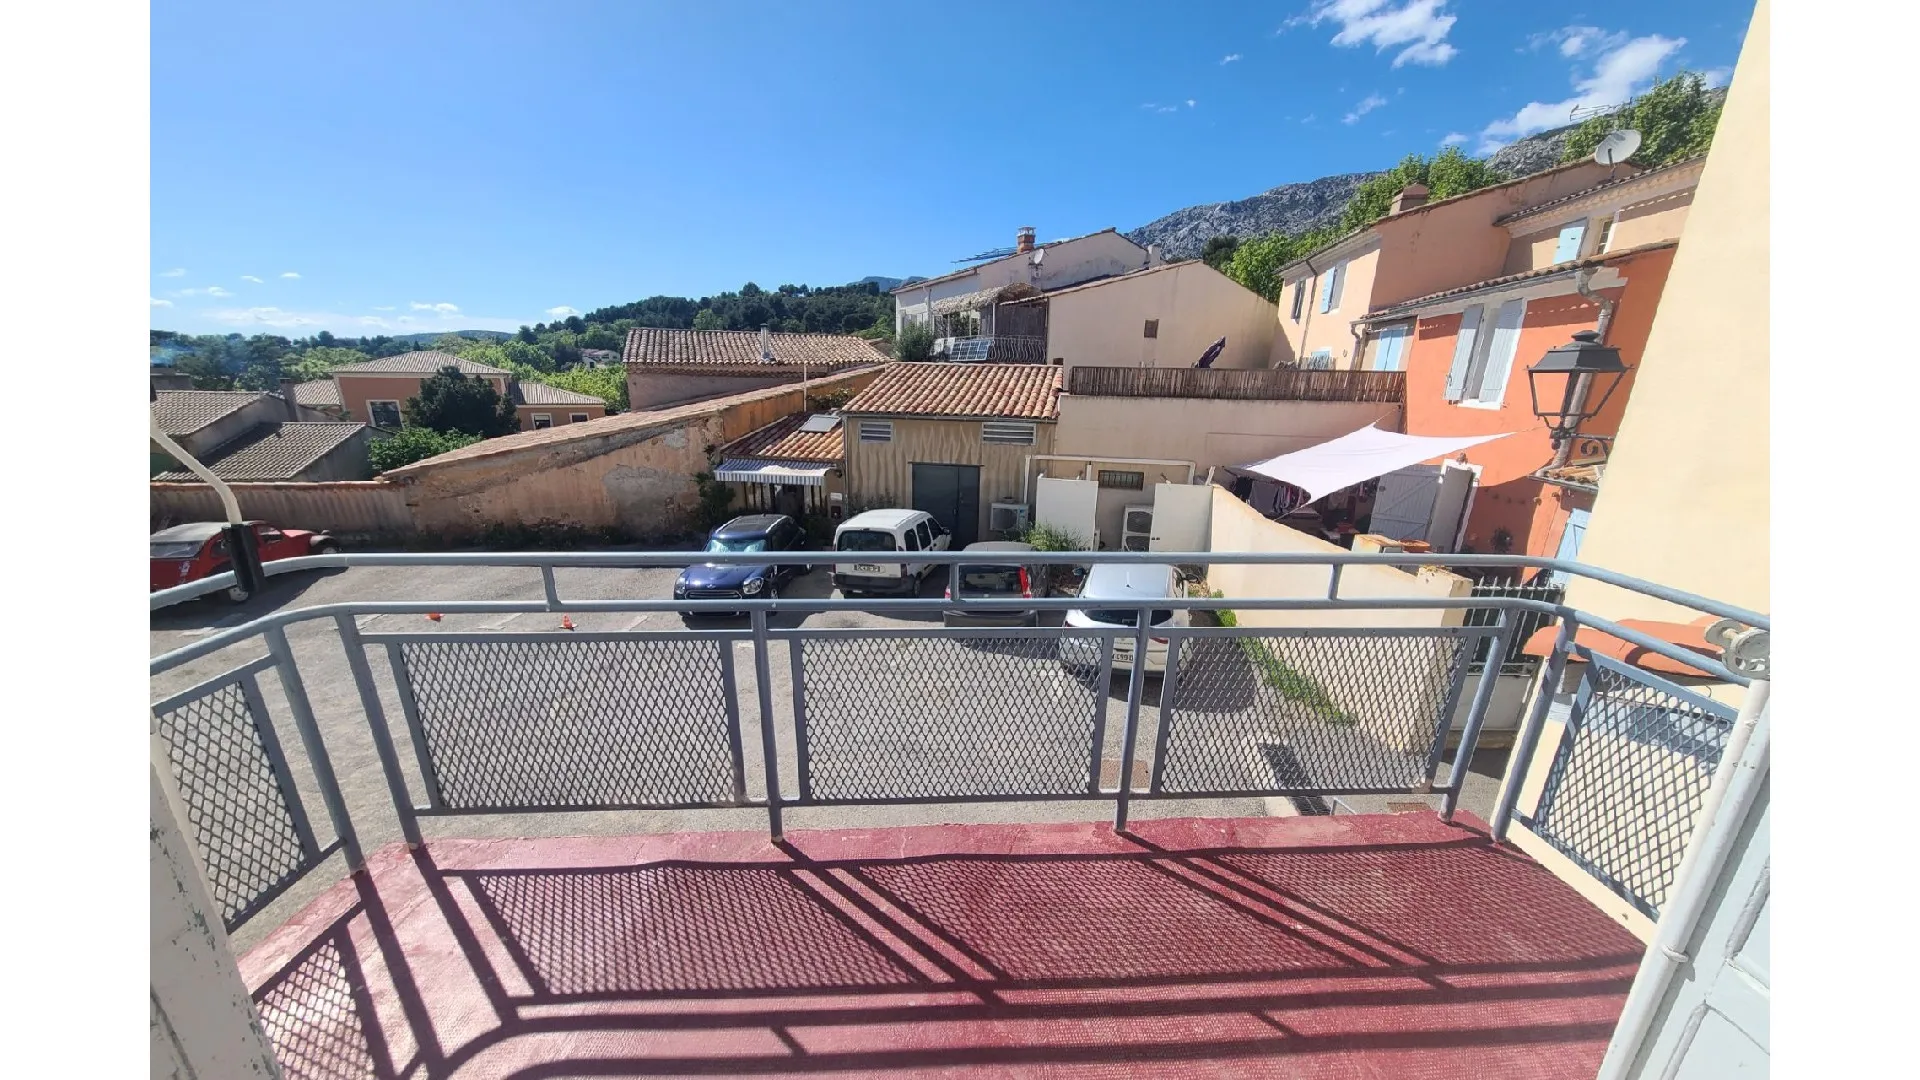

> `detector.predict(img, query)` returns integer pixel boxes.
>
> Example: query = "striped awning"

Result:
[714,458,833,487]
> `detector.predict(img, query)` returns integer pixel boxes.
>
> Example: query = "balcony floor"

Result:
[241,813,1643,1079]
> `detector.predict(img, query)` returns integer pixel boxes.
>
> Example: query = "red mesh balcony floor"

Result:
[240,813,1643,1079]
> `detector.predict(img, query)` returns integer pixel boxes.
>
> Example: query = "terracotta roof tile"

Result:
[1492,156,1707,226]
[151,391,269,435]
[290,380,341,407]
[842,363,1060,420]
[1358,240,1679,322]
[152,422,366,481]
[720,413,844,463]
[331,351,510,376]
[623,328,888,369]
[510,381,608,406]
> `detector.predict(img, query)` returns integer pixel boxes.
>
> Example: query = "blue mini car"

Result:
[674,514,811,616]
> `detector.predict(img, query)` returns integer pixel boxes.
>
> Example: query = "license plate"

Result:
[852,564,885,574]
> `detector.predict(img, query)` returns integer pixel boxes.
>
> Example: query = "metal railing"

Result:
[1067,365,1404,403]
[934,335,1049,363]
[150,549,1767,933]
[1460,577,1564,676]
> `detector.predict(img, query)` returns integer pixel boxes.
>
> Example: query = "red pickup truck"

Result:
[150,521,338,602]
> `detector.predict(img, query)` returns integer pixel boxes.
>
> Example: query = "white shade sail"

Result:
[1233,424,1520,504]
[714,459,832,487]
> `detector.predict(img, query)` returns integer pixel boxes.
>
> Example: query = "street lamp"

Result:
[1526,330,1629,448]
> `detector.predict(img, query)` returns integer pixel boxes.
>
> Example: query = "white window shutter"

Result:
[1444,306,1481,401]
[1553,223,1586,262]
[1318,266,1335,313]
[1476,299,1528,403]
[1328,263,1344,309]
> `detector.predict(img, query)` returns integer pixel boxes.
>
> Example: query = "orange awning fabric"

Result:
[1519,618,1723,677]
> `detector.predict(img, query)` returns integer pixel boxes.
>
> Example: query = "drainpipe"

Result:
[1351,323,1370,371]
[1551,268,1618,469]
[1295,255,1319,366]
[1594,679,1770,1080]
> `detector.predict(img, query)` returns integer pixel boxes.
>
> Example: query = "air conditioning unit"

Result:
[989,501,1029,535]
[1121,504,1154,552]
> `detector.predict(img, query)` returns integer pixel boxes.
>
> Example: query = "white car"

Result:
[831,508,952,597]
[1060,563,1189,674]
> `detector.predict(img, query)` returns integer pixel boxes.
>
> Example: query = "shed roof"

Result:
[151,391,270,436]
[842,363,1060,420]
[623,328,889,369]
[151,422,367,482]
[719,412,844,463]
[330,351,511,376]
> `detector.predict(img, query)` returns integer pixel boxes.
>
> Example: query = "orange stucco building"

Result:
[295,350,608,432]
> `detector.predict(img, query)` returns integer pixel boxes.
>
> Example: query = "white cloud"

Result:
[372,305,397,312]
[1440,131,1469,146]
[280,271,301,279]
[200,306,525,335]
[1528,26,1628,58]
[206,306,323,329]
[1306,0,1459,68]
[1140,102,1180,114]
[177,285,234,298]
[1301,113,1317,124]
[1343,92,1389,124]
[544,305,581,318]
[1477,32,1686,153]
[1220,53,1241,65]
[240,274,264,284]
[410,301,460,314]
[150,297,173,308]
[1186,99,1197,108]
[1701,65,1733,88]
[159,267,187,277]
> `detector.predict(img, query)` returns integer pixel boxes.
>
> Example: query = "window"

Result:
[857,420,893,443]
[981,421,1037,445]
[1552,222,1586,263]
[1371,324,1411,372]
[1595,214,1616,255]
[915,522,933,549]
[1290,279,1307,321]
[902,527,921,552]
[928,518,948,539]
[367,400,402,429]
[1142,319,1159,339]
[569,412,590,423]
[1454,298,1526,406]
[1319,262,1344,313]
[1098,470,1145,490]
[1304,349,1333,370]
[531,413,553,429]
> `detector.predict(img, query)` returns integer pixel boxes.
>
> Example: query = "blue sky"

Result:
[151,1,1754,337]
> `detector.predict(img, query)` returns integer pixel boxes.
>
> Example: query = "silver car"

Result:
[942,541,1041,628]
[1060,563,1188,673]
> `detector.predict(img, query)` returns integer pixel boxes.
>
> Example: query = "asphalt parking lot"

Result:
[152,555,1505,950]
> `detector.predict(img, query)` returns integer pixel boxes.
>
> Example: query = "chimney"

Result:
[759,325,774,362]
[277,378,301,420]
[1390,183,1431,214]
[1015,226,1037,255]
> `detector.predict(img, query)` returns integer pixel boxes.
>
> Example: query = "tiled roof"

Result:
[289,380,341,407]
[330,351,511,376]
[1492,156,1707,226]
[151,391,269,436]
[890,228,1136,293]
[1004,260,1243,303]
[510,381,607,406]
[719,413,844,463]
[152,422,366,482]
[1357,240,1680,322]
[623,328,888,369]
[842,363,1060,420]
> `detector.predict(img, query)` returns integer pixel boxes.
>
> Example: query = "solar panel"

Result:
[797,414,841,433]
[948,337,991,361]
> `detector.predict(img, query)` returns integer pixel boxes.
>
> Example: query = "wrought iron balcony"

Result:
[931,334,1049,363]
[150,549,1766,1079]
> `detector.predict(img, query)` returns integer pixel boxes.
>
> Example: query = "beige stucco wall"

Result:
[840,415,1056,540]
[336,371,510,426]
[1054,394,1401,477]
[1043,262,1276,375]
[1502,189,1698,275]
[894,230,1150,331]
[1607,190,1698,252]
[1561,0,1768,625]
[626,368,802,411]
[1273,242,1381,369]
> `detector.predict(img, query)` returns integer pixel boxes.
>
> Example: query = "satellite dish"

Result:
[1031,247,1045,267]
[1593,129,1642,167]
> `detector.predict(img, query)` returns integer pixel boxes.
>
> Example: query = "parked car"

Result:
[1059,563,1188,674]
[942,541,1040,628]
[149,520,338,603]
[831,509,951,597]
[674,514,811,616]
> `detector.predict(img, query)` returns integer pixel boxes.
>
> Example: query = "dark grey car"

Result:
[942,541,1041,628]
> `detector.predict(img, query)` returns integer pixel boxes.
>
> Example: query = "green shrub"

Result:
[1021,522,1089,551]
[896,321,936,362]
[369,427,482,473]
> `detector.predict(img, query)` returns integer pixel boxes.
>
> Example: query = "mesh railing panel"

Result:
[397,637,738,809]
[1156,633,1467,794]
[154,681,311,925]
[798,635,1106,799]
[1525,662,1733,919]
[256,932,380,1080]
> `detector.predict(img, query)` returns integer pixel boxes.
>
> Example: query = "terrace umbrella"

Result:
[1194,336,1226,369]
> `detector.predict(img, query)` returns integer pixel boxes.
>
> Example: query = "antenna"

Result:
[1592,129,1642,177]
[1032,247,1046,267]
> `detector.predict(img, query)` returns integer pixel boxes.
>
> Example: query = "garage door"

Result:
[912,463,981,548]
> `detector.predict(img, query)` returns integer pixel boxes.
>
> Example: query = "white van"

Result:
[1060,563,1188,673]
[832,508,952,596]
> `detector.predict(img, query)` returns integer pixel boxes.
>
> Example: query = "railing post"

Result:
[1442,610,1510,822]
[334,613,422,848]
[750,609,784,840]
[1113,606,1152,832]
[262,629,356,863]
[1490,613,1578,843]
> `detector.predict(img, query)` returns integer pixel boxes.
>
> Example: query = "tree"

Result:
[1561,71,1723,168]
[287,346,369,382]
[895,321,936,362]
[500,338,553,372]
[692,308,725,331]
[403,366,519,437]
[1224,228,1335,302]
[369,427,482,473]
[516,325,539,344]
[1339,147,1501,233]
[1201,235,1240,272]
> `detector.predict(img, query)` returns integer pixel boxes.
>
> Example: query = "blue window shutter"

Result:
[1319,266,1336,313]
[1554,223,1586,262]
[1444,306,1481,401]
[1328,263,1344,309]
[1375,325,1409,371]
[1476,299,1528,403]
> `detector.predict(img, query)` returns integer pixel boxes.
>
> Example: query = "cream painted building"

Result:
[1005,259,1277,375]
[891,227,1154,341]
